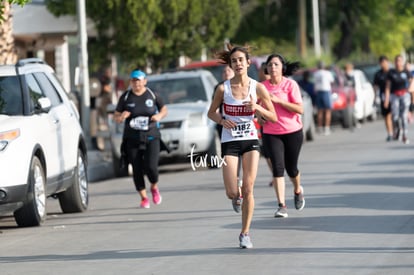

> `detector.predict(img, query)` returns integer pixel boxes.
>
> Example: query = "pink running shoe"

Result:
[140,198,150,208]
[151,188,162,205]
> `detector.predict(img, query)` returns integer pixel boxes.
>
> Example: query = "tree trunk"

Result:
[333,2,354,61]
[0,2,17,65]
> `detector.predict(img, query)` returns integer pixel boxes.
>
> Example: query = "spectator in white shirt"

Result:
[314,61,334,135]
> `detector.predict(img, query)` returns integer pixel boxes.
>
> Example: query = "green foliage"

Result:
[234,0,414,65]
[44,0,414,69]
[45,0,240,71]
[324,0,414,62]
[234,0,297,44]
[0,0,30,22]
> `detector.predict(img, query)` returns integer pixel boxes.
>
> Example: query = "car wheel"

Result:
[14,156,47,227]
[112,150,129,177]
[207,131,222,169]
[342,106,355,128]
[58,149,88,213]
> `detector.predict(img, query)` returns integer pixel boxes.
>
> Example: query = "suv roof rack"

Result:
[16,58,46,67]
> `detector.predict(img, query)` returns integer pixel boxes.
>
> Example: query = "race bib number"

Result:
[129,116,149,130]
[231,121,255,138]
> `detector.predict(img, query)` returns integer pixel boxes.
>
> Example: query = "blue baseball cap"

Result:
[130,70,146,80]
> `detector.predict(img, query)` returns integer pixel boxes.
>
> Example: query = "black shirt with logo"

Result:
[116,89,165,140]
[387,69,411,93]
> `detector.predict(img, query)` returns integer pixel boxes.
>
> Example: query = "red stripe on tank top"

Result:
[223,103,254,116]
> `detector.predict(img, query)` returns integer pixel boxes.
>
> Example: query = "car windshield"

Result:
[187,65,223,82]
[147,77,207,104]
[0,76,23,115]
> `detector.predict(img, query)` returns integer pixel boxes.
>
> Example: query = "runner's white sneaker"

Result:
[239,233,253,249]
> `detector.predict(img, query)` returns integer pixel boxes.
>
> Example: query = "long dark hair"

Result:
[265,53,300,76]
[215,43,252,65]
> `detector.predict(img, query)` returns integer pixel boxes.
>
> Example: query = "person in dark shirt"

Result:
[98,67,113,128]
[373,55,393,141]
[384,55,413,144]
[114,69,168,208]
[298,70,315,105]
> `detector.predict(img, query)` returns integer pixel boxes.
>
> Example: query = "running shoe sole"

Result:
[232,197,242,213]
[274,210,288,218]
[294,186,305,211]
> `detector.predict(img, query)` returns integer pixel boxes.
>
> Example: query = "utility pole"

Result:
[312,0,321,58]
[76,0,91,144]
[298,0,307,58]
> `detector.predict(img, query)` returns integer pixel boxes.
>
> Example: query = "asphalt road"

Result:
[1,119,413,275]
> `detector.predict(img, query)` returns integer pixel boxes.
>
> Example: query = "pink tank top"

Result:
[262,77,303,135]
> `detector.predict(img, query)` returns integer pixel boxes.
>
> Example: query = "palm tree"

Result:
[0,1,17,64]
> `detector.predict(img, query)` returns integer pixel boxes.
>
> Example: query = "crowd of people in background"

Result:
[295,55,414,143]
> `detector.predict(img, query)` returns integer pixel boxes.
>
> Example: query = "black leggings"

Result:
[126,137,160,191]
[262,129,303,178]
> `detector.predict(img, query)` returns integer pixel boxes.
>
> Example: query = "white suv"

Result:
[0,58,88,227]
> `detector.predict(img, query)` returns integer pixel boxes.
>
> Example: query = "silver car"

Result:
[108,70,220,176]
[300,87,316,142]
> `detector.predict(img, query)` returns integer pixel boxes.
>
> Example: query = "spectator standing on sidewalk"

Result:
[259,53,305,218]
[374,55,393,141]
[344,63,355,87]
[89,76,102,150]
[314,61,334,135]
[207,44,277,249]
[114,69,168,208]
[98,67,113,130]
[384,54,414,144]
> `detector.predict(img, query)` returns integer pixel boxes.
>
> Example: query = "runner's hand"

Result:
[243,95,256,112]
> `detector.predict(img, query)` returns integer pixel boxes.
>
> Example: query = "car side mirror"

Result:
[37,97,52,113]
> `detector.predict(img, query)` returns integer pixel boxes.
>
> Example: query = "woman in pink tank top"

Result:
[260,54,306,219]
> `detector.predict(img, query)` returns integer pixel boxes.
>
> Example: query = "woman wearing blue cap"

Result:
[114,69,168,208]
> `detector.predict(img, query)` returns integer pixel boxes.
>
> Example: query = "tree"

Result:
[46,0,240,71]
[328,0,414,61]
[0,0,30,64]
[233,0,414,63]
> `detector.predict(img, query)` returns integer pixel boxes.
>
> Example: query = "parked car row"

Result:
[293,66,377,128]
[0,58,89,227]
